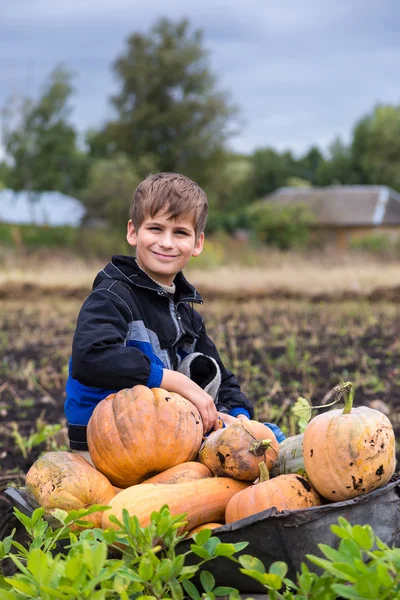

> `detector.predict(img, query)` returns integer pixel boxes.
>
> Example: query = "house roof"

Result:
[264,185,400,227]
[0,189,85,226]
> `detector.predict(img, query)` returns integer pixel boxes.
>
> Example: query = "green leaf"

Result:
[65,555,85,580]
[200,570,215,593]
[239,555,266,573]
[157,558,173,581]
[0,591,20,600]
[239,569,268,585]
[354,574,380,598]
[212,587,238,596]
[50,508,69,524]
[376,562,394,588]
[0,534,13,559]
[331,583,364,599]
[193,528,211,546]
[5,578,38,596]
[170,554,185,578]
[190,545,210,560]
[292,397,312,423]
[262,573,284,590]
[138,557,154,581]
[318,543,348,562]
[232,541,248,553]
[204,536,221,556]
[169,577,184,600]
[270,561,288,578]
[351,524,374,551]
[214,543,237,557]
[27,548,50,583]
[182,579,201,600]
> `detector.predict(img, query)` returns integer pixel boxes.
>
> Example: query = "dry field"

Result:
[1,251,400,488]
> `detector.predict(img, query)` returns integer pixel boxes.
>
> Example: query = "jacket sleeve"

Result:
[71,284,163,389]
[194,319,254,419]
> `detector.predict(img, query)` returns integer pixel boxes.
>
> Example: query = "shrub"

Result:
[247,202,315,250]
[349,233,392,255]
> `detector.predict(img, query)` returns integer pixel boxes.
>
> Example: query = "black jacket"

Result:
[65,255,253,449]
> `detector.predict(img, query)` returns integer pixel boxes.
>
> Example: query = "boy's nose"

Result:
[159,232,174,248]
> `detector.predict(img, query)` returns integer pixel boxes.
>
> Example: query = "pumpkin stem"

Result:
[249,439,273,456]
[342,382,354,414]
[259,461,270,482]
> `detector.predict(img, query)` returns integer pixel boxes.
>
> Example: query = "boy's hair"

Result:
[130,172,208,239]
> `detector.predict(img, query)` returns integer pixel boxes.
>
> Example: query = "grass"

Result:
[2,246,400,298]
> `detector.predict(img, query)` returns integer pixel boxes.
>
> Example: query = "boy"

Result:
[65,172,255,452]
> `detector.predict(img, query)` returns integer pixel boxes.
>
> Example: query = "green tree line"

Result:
[1,17,400,232]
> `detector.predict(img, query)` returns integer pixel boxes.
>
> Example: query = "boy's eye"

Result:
[149,227,161,231]
[176,230,189,235]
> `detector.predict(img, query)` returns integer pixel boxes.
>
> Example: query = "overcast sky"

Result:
[1,0,399,157]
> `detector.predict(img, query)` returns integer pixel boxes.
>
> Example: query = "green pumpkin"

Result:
[270,433,306,478]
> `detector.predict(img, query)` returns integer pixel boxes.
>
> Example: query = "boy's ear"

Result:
[126,220,137,247]
[192,232,204,257]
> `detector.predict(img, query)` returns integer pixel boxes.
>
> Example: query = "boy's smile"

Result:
[126,211,204,285]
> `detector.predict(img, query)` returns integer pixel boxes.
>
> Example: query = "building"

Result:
[264,185,400,249]
[0,189,85,227]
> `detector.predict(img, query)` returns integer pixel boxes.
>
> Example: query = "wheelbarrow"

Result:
[1,478,400,593]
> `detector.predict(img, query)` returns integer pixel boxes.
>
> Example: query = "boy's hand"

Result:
[161,369,219,434]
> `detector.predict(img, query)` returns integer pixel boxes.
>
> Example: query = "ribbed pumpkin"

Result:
[102,477,249,533]
[25,451,116,528]
[303,391,396,501]
[141,462,212,484]
[270,433,306,478]
[198,420,279,481]
[225,463,321,524]
[87,386,203,488]
[187,523,223,537]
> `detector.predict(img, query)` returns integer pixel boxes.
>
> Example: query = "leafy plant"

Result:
[0,504,247,599]
[238,517,400,599]
[11,421,62,459]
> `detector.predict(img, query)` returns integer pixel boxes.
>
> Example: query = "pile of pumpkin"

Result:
[25,383,397,536]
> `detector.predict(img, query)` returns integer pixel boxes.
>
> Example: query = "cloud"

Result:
[1,0,399,155]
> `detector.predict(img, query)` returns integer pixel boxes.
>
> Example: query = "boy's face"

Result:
[126,210,204,285]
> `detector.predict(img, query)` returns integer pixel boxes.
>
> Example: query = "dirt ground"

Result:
[1,288,400,489]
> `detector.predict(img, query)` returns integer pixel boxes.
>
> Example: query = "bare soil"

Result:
[1,290,399,489]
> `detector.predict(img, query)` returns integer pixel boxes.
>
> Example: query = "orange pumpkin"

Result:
[198,420,279,480]
[225,463,321,524]
[187,523,223,537]
[87,386,203,488]
[303,391,396,501]
[141,462,212,484]
[25,451,116,528]
[102,477,249,533]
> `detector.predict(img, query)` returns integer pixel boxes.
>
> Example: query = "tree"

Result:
[315,137,359,186]
[248,148,299,199]
[91,18,238,187]
[81,154,156,229]
[2,66,88,195]
[352,104,400,190]
[296,146,324,184]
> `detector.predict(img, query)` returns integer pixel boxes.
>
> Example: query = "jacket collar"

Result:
[103,255,203,304]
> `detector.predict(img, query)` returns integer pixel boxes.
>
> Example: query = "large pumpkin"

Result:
[198,420,279,480]
[225,463,321,524]
[102,477,249,533]
[141,462,212,484]
[87,386,203,488]
[303,392,396,501]
[25,451,116,528]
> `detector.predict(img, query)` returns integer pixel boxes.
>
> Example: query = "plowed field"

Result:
[1,291,400,487]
